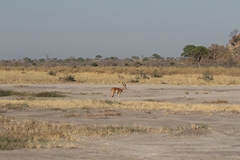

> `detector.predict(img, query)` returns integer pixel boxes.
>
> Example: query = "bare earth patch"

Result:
[1,84,240,160]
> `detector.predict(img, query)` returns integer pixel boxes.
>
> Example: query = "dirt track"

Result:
[1,84,240,160]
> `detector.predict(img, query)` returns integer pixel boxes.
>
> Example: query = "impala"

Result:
[111,82,127,98]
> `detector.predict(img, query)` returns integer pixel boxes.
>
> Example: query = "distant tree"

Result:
[152,53,162,59]
[23,57,32,63]
[39,58,45,62]
[95,55,102,60]
[85,58,91,62]
[110,56,118,61]
[77,57,84,62]
[194,46,208,66]
[181,45,208,66]
[207,44,232,66]
[57,59,63,63]
[64,58,71,63]
[142,57,149,62]
[69,56,76,61]
[131,56,139,61]
[181,45,196,57]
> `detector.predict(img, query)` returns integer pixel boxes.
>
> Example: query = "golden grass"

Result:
[1,66,240,85]
[1,99,239,113]
[2,66,240,76]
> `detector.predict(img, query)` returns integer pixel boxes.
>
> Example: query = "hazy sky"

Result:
[1,0,240,60]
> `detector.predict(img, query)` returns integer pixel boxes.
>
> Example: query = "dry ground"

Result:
[1,84,240,160]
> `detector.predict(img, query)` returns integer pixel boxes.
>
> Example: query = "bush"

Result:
[199,71,214,82]
[91,62,98,67]
[59,74,76,82]
[152,69,162,78]
[47,70,56,76]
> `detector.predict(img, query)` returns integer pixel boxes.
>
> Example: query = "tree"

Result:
[39,58,45,62]
[181,45,196,57]
[85,58,91,62]
[142,57,149,62]
[152,53,162,59]
[23,57,32,63]
[208,44,232,66]
[131,56,139,61]
[77,57,84,62]
[95,55,102,60]
[110,56,118,61]
[181,45,208,66]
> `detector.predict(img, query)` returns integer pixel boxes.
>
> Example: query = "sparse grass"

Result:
[191,123,209,130]
[33,91,65,97]
[0,116,78,150]
[0,89,28,96]
[0,99,239,113]
[79,92,88,95]
[63,113,80,118]
[103,112,122,116]
[203,99,228,104]
[1,103,30,111]
[0,115,171,150]
[91,92,102,95]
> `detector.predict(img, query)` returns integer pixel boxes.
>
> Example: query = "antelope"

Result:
[111,82,127,98]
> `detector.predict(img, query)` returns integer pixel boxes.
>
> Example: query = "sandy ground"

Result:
[1,84,240,160]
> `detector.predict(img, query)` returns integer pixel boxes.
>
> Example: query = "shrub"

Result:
[202,71,214,82]
[47,70,56,76]
[152,69,162,78]
[59,74,76,82]
[91,62,98,67]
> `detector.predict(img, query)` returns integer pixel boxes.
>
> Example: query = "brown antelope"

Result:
[111,83,127,98]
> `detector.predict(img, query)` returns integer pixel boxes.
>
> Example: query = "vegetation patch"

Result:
[174,123,210,136]
[0,89,27,97]
[0,115,172,150]
[203,99,228,104]
[0,90,65,98]
[59,74,76,82]
[198,70,214,82]
[33,91,65,97]
[1,103,30,111]
[47,70,56,76]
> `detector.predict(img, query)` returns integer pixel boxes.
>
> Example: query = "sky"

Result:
[1,0,240,60]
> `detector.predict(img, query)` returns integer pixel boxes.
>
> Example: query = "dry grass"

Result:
[0,99,239,113]
[0,114,171,150]
[1,66,240,85]
[1,66,239,150]
[0,89,65,98]
[0,98,236,150]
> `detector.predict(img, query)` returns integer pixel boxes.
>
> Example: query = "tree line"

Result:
[1,30,240,68]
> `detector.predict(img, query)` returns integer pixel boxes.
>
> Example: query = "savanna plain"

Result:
[1,66,240,160]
